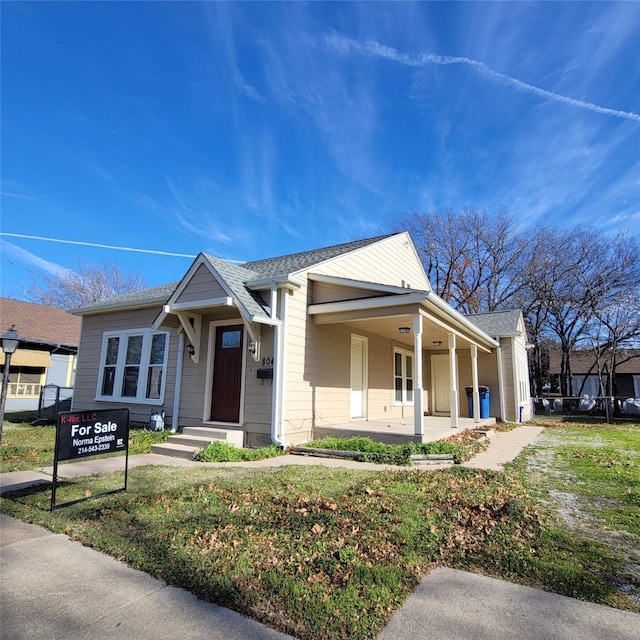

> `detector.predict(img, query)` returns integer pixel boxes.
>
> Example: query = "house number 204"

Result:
[261,356,273,366]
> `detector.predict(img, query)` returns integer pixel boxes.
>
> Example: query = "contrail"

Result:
[326,33,640,124]
[0,233,197,258]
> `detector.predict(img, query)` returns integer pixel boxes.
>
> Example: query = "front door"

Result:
[210,324,244,422]
[432,354,451,414]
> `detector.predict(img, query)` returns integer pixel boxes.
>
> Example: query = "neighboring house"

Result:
[71,233,532,447]
[0,298,81,412]
[548,349,640,399]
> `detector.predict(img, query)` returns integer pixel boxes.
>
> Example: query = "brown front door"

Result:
[210,324,244,422]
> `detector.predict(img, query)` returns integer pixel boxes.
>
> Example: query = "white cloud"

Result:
[0,239,73,278]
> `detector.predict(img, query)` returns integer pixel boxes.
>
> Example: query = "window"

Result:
[97,329,169,404]
[3,366,45,398]
[394,348,414,405]
[571,375,600,397]
[633,375,640,398]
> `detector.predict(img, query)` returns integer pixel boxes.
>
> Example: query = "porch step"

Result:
[151,442,202,459]
[150,426,244,459]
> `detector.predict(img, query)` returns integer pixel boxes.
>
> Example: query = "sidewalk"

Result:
[2,514,638,640]
[2,426,640,639]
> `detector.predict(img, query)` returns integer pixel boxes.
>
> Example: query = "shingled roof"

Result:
[0,298,82,348]
[466,309,524,338]
[73,234,397,316]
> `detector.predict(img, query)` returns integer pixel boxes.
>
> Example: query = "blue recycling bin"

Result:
[465,386,490,418]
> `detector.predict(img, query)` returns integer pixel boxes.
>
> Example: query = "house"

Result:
[0,298,81,413]
[70,233,532,448]
[548,349,640,399]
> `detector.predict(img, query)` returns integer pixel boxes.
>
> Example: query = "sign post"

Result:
[51,408,130,511]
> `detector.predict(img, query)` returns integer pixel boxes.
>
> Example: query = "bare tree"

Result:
[29,264,146,310]
[396,209,528,313]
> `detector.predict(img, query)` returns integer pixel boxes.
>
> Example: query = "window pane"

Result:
[395,352,402,375]
[406,355,413,379]
[122,366,139,396]
[105,337,120,365]
[102,367,115,396]
[395,377,403,402]
[150,333,166,365]
[406,379,413,403]
[146,367,163,399]
[126,335,143,364]
[222,330,241,349]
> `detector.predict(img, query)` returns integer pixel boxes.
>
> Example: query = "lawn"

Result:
[0,418,169,473]
[1,418,639,639]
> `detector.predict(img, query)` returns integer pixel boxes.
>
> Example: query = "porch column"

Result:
[449,333,459,428]
[413,314,424,436]
[471,344,480,424]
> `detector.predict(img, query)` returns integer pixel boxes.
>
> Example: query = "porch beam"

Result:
[413,314,424,436]
[471,344,480,424]
[449,333,459,428]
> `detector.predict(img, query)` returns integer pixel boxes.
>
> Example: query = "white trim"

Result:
[309,292,428,315]
[448,333,459,429]
[168,297,234,312]
[413,314,424,436]
[350,334,369,420]
[95,328,169,405]
[171,332,184,433]
[203,320,247,426]
[471,344,480,424]
[497,342,507,422]
[393,346,415,407]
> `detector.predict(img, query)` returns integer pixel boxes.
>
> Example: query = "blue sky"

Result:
[2,1,639,299]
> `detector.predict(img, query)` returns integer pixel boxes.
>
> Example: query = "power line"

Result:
[0,233,197,258]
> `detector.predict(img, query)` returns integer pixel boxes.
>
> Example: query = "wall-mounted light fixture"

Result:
[398,327,411,334]
[186,344,195,357]
[432,340,442,346]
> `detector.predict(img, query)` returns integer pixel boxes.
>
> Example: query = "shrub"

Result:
[195,442,283,463]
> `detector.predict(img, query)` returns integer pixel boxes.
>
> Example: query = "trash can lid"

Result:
[479,385,490,392]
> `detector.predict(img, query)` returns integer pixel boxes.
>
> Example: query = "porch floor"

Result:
[312,415,497,445]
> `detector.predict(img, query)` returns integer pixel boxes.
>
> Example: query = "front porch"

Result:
[312,415,496,445]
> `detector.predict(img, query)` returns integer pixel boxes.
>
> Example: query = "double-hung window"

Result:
[97,329,169,404]
[394,348,414,405]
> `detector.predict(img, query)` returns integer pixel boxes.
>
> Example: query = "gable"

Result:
[300,233,431,290]
[174,264,228,305]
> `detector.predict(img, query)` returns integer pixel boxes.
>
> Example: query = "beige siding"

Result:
[282,280,413,443]
[312,282,382,304]
[500,338,516,421]
[307,234,431,290]
[175,264,228,304]
[72,307,178,425]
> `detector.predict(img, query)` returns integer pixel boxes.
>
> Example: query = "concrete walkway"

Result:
[2,425,640,639]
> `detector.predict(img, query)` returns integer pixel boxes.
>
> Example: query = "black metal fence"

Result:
[37,384,74,420]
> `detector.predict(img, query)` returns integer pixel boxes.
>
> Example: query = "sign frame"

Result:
[51,408,130,511]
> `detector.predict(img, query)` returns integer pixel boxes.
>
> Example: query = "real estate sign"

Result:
[56,409,129,461]
[51,408,130,511]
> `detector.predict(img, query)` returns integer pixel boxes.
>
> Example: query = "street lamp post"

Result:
[0,325,21,446]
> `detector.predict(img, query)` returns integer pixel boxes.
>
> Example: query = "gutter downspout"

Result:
[171,332,185,434]
[270,282,286,447]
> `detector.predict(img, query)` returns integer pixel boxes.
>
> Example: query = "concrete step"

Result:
[151,442,202,459]
[167,434,214,448]
[181,427,229,440]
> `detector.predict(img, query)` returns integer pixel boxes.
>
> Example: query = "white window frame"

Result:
[96,328,169,405]
[393,347,414,406]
